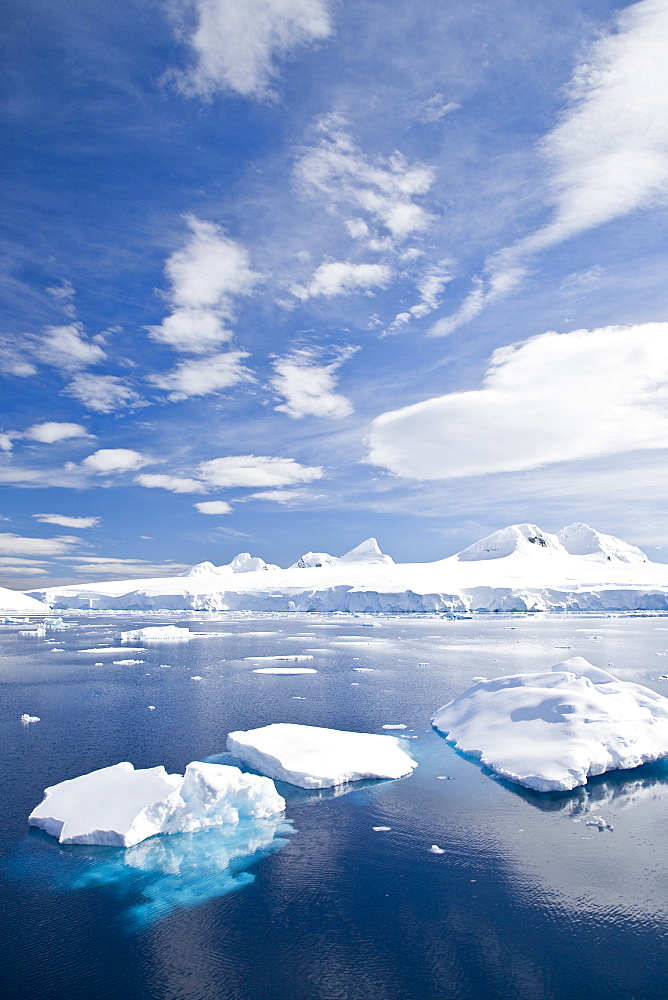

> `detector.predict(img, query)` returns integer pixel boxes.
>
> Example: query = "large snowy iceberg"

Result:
[29,761,285,847]
[227,723,417,788]
[115,625,193,642]
[431,657,668,792]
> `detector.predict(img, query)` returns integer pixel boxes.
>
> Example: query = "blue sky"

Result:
[2,0,668,588]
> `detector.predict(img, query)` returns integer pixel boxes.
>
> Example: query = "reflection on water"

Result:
[13,816,293,931]
[505,758,668,816]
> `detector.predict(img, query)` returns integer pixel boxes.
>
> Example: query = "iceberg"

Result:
[226,723,417,788]
[28,760,285,847]
[431,656,668,792]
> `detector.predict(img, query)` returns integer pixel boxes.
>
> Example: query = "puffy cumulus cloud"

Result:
[32,514,100,529]
[194,500,233,514]
[368,323,668,480]
[200,454,324,488]
[135,473,206,494]
[82,449,149,474]
[295,115,435,242]
[0,532,84,557]
[148,217,260,353]
[148,350,251,400]
[64,374,144,413]
[169,0,332,99]
[0,432,17,452]
[432,0,668,336]
[24,422,90,444]
[291,261,391,301]
[36,323,106,370]
[270,345,357,419]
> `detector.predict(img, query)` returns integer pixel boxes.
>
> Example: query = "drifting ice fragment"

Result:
[226,722,417,789]
[432,656,668,792]
[28,761,285,847]
[21,714,40,724]
[252,667,317,675]
[116,626,192,642]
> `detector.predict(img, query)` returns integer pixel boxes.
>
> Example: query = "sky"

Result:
[2,0,668,589]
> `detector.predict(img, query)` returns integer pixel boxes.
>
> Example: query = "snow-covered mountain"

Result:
[0,587,49,612]
[25,523,668,614]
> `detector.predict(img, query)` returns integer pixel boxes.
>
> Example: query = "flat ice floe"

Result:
[116,626,193,642]
[29,761,285,847]
[431,656,668,792]
[252,667,317,675]
[226,723,417,788]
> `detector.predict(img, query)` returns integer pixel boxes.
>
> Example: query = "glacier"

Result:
[25,522,668,613]
[226,722,418,788]
[431,656,668,792]
[28,761,285,847]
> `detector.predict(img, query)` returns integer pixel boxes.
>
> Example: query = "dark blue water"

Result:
[1,611,667,1000]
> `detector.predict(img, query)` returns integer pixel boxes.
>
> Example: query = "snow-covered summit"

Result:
[229,552,279,573]
[290,551,338,569]
[339,538,394,565]
[557,523,647,563]
[456,524,563,561]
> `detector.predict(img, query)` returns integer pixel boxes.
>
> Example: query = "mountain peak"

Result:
[456,524,563,561]
[557,523,647,563]
[339,538,394,564]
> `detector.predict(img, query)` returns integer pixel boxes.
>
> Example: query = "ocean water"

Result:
[1,611,667,1000]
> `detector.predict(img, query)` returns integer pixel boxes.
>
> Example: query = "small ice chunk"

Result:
[373,826,391,832]
[430,845,445,854]
[116,626,193,642]
[21,714,40,724]
[148,706,156,711]
[586,815,613,832]
[244,655,314,662]
[190,675,203,681]
[382,724,407,730]
[253,667,317,675]
[113,659,144,665]
[432,656,668,792]
[227,723,418,789]
[28,761,285,848]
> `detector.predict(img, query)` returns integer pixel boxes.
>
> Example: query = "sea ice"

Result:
[21,714,40,724]
[116,626,193,642]
[29,760,285,847]
[252,667,317,675]
[226,723,417,789]
[431,656,668,791]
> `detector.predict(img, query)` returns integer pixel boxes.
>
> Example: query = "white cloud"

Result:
[200,454,324,488]
[82,449,149,474]
[169,0,333,99]
[32,513,100,528]
[270,345,356,418]
[388,261,453,331]
[248,488,320,504]
[432,0,668,335]
[46,280,76,318]
[194,500,233,514]
[135,473,206,494]
[0,533,83,557]
[291,261,391,301]
[36,323,106,369]
[64,374,143,412]
[148,217,259,353]
[53,556,191,578]
[149,350,251,400]
[368,322,668,479]
[296,115,435,241]
[414,94,461,124]
[24,422,90,444]
[0,433,17,452]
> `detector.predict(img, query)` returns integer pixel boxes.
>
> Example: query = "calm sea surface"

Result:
[1,611,667,1000]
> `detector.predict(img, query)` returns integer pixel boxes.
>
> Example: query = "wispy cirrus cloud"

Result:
[431,0,668,335]
[32,513,100,529]
[64,373,144,413]
[168,0,333,100]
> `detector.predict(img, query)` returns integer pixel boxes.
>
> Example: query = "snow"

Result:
[28,760,285,847]
[290,551,337,569]
[226,723,417,788]
[252,667,317,674]
[116,626,193,642]
[0,587,49,612]
[26,522,668,614]
[431,656,668,792]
